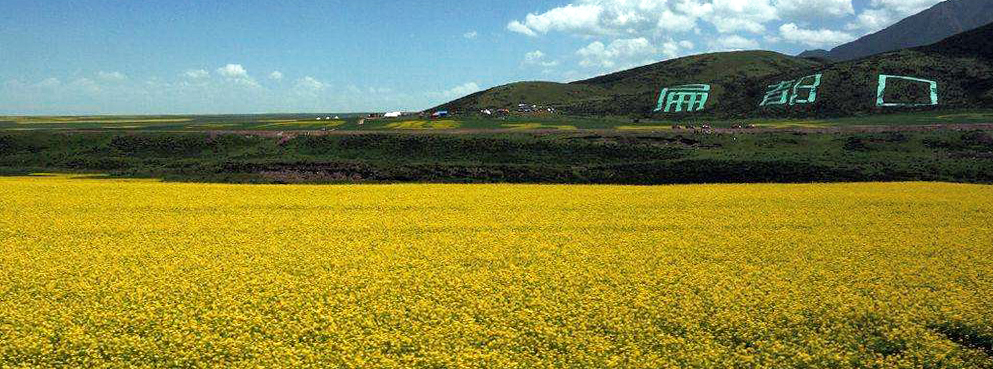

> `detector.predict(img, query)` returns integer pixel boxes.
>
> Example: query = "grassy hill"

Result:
[439,51,823,117]
[437,24,993,120]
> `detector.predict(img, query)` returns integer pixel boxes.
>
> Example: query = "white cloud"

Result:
[295,76,326,93]
[215,64,260,88]
[525,50,546,62]
[869,0,942,19]
[96,71,127,82]
[507,4,604,37]
[656,9,699,33]
[524,50,560,68]
[708,35,760,51]
[846,8,894,32]
[505,0,796,38]
[577,37,660,69]
[463,31,478,39]
[779,23,854,47]
[217,64,249,79]
[36,78,61,89]
[1,73,435,115]
[184,69,209,79]
[507,21,538,37]
[776,0,854,20]
[708,0,778,34]
[442,82,481,98]
[269,71,284,80]
[848,0,943,32]
[69,78,102,94]
[504,0,868,43]
[575,37,692,73]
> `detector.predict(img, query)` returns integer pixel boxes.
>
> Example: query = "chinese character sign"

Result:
[760,80,794,106]
[654,84,710,113]
[876,75,938,107]
[791,74,821,105]
[760,74,822,107]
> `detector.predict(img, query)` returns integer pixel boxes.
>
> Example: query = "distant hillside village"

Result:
[342,103,558,122]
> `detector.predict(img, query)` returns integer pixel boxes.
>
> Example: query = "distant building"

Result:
[384,112,402,118]
[432,111,449,118]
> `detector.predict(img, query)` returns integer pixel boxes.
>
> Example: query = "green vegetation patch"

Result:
[502,123,577,130]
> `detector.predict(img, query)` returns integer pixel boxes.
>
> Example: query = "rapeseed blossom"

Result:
[0,176,991,367]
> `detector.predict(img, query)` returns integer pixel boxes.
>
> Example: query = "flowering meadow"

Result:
[1,176,991,368]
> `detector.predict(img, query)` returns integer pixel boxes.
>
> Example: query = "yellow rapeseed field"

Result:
[1,176,992,368]
[385,120,461,130]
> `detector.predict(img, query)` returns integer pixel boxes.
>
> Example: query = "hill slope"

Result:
[438,51,823,116]
[764,22,993,117]
[820,0,993,61]
[438,23,993,120]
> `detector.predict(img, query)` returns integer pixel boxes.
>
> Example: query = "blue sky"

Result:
[0,0,945,115]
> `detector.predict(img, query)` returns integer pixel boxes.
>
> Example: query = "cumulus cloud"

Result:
[505,0,863,39]
[184,69,209,79]
[776,0,854,20]
[507,21,538,37]
[869,0,943,19]
[524,50,560,68]
[463,31,478,39]
[441,82,481,99]
[507,4,604,37]
[574,37,692,73]
[779,23,854,47]
[295,76,326,93]
[217,64,249,79]
[708,35,760,51]
[215,64,260,88]
[269,71,284,80]
[848,0,943,32]
[577,37,671,70]
[36,78,62,89]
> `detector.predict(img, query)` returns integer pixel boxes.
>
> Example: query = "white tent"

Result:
[384,112,402,118]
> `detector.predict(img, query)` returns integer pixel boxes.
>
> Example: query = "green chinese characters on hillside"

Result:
[654,84,711,113]
[760,74,822,107]
[876,75,938,107]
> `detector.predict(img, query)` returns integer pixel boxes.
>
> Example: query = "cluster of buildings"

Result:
[479,103,556,116]
[353,102,557,121]
[364,110,450,120]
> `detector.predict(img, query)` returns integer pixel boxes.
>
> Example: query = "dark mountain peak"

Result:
[917,21,993,59]
[826,0,993,61]
[797,49,830,59]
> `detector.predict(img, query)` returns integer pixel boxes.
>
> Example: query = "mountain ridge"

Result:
[816,0,993,61]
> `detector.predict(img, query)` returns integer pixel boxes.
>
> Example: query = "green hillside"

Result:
[439,51,823,117]
[437,23,993,120]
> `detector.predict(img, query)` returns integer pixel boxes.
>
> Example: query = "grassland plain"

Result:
[3,110,993,132]
[1,176,992,368]
[4,130,993,185]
